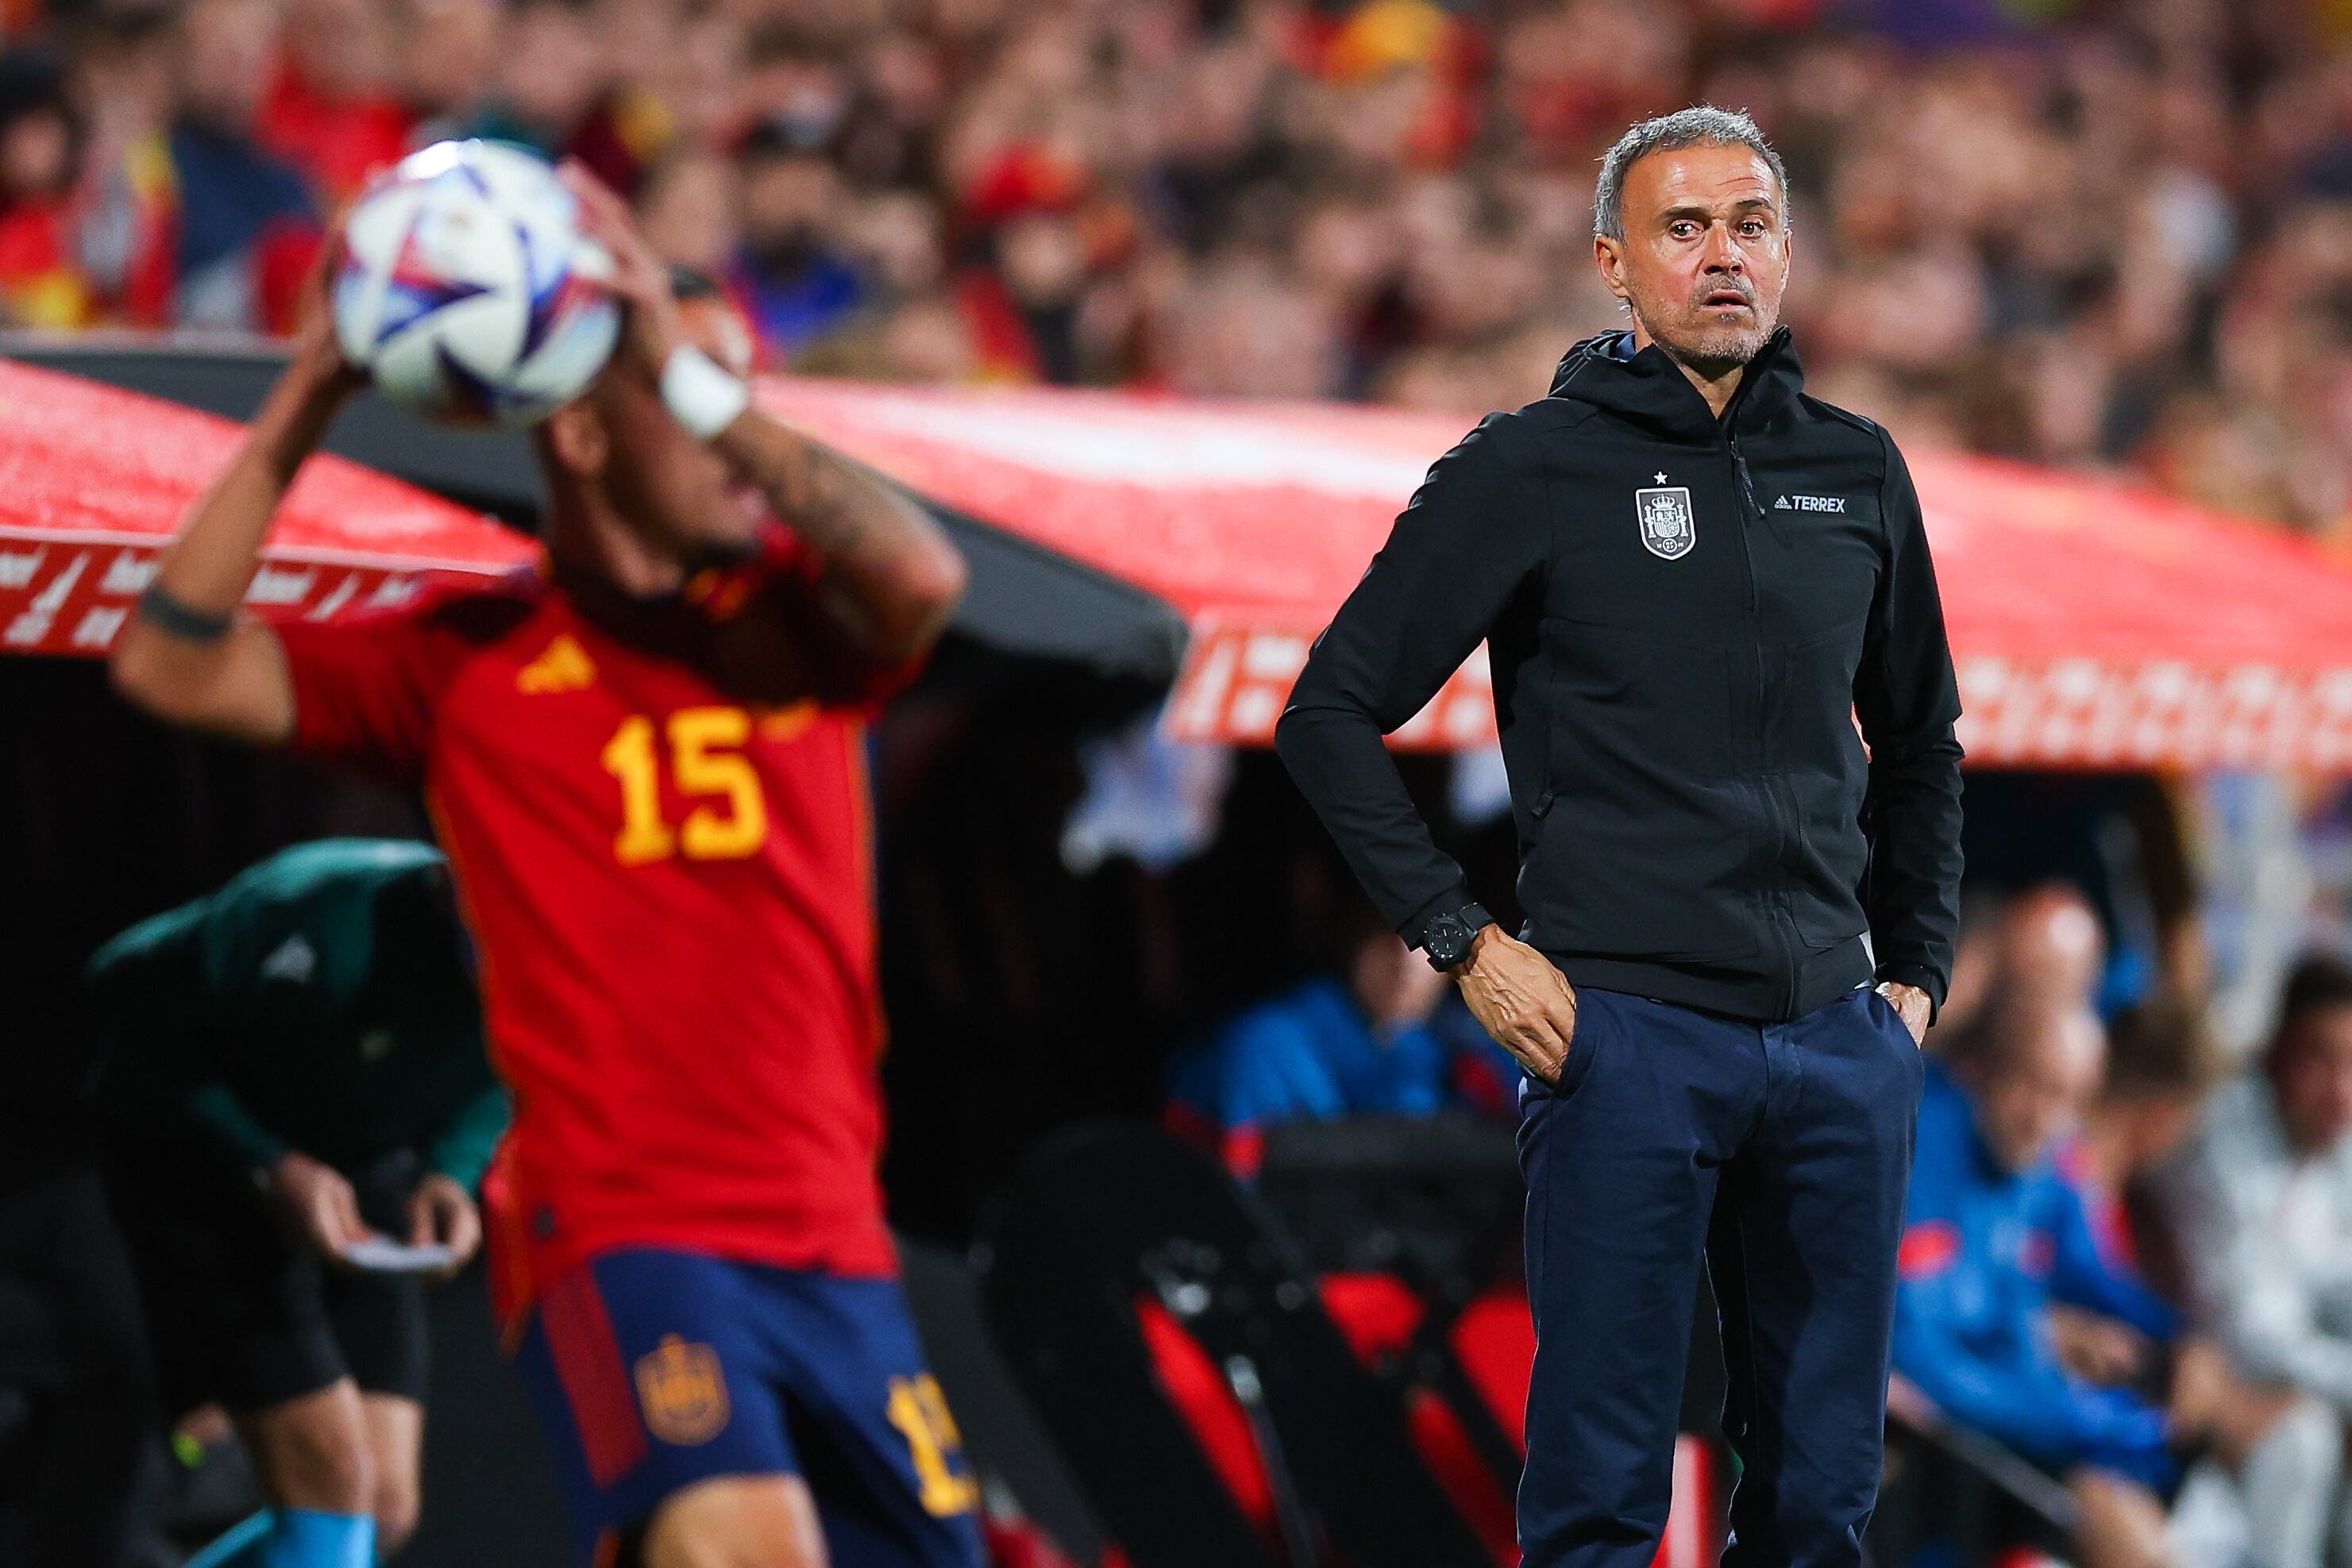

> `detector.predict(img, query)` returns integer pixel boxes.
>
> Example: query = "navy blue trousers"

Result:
[1517,984,1924,1568]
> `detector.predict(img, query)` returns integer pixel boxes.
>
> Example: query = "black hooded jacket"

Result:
[1276,328,1964,1024]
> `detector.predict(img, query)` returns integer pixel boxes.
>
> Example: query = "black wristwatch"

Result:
[1418,903,1494,972]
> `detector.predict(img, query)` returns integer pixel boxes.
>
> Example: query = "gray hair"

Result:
[1594,106,1788,241]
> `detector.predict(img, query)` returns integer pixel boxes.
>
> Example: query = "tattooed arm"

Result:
[711,413,966,666]
[561,162,965,668]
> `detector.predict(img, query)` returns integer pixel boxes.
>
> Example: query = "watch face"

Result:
[1426,914,1467,962]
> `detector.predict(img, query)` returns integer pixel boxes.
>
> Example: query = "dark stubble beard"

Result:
[1630,285,1775,383]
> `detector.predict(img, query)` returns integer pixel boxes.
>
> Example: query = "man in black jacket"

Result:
[1277,107,1963,1568]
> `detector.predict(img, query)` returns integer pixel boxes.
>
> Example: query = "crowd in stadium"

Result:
[0,0,2346,541]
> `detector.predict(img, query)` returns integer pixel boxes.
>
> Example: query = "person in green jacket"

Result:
[87,838,507,1566]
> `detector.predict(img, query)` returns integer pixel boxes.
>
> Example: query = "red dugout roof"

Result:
[0,360,533,657]
[756,376,2352,772]
[9,352,2346,773]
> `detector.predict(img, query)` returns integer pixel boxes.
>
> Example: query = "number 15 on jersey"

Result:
[600,707,769,865]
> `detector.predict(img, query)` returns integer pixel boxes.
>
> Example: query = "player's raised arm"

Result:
[711,401,967,666]
[109,293,362,745]
[561,163,967,668]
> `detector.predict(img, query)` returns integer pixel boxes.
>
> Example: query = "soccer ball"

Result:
[332,140,620,426]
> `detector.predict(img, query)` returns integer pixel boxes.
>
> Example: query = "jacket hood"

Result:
[1548,326,1805,441]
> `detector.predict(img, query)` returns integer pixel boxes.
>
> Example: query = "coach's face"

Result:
[1595,143,1789,373]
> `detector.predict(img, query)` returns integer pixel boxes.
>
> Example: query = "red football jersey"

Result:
[276,530,904,1322]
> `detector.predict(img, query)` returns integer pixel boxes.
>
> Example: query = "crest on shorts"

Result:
[635,1335,729,1447]
[1635,485,1696,560]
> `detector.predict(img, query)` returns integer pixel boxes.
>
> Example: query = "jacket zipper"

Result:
[1732,439,1789,549]
[1726,429,1799,1018]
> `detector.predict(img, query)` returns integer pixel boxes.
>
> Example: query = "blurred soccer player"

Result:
[109,168,977,1567]
[89,839,503,1566]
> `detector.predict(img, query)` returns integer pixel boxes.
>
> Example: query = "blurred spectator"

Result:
[1894,1003,2174,1487]
[729,117,864,363]
[161,0,321,333]
[468,0,603,164]
[1930,881,2107,1062]
[256,0,410,204]
[397,0,499,148]
[1999,880,2110,1015]
[2068,997,2219,1279]
[0,48,86,327]
[2072,998,2342,1568]
[635,144,741,281]
[1892,998,2340,1568]
[1163,903,1516,1180]
[2160,956,2352,1554]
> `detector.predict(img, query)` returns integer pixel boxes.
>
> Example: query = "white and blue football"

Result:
[332,139,619,427]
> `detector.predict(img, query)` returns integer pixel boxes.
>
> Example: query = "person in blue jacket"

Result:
[1895,998,2188,1565]
[1165,907,1521,1179]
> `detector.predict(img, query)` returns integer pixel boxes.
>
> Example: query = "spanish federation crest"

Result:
[636,1335,730,1446]
[1635,485,1696,560]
